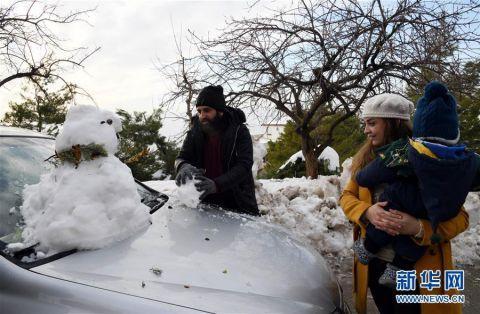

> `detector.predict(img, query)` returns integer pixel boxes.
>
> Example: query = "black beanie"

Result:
[196,85,226,111]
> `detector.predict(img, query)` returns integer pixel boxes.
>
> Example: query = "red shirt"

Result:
[203,134,223,180]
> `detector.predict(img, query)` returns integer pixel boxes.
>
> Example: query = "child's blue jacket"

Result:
[356,138,480,231]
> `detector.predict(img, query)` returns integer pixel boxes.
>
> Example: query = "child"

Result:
[354,81,480,288]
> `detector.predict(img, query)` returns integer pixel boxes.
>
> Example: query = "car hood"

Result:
[32,201,341,313]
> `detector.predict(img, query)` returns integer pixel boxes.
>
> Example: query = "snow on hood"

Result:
[148,176,480,268]
[32,200,340,313]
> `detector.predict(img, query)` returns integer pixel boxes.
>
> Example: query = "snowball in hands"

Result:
[176,178,202,208]
[20,105,151,254]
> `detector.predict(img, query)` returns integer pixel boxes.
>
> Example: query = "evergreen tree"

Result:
[456,61,480,153]
[458,94,480,153]
[314,113,365,164]
[2,79,75,136]
[276,156,306,179]
[260,121,302,178]
[260,115,363,178]
[116,109,178,181]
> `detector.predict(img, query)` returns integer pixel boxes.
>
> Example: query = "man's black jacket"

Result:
[175,107,259,216]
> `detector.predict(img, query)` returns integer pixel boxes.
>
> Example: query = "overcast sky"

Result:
[0,0,284,140]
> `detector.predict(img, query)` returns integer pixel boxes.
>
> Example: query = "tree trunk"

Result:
[301,133,318,179]
[37,113,43,133]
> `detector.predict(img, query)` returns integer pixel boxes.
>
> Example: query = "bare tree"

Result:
[156,30,214,140]
[0,0,98,91]
[157,55,207,123]
[189,0,480,178]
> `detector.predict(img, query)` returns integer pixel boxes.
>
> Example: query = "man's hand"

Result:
[175,163,203,186]
[194,176,217,199]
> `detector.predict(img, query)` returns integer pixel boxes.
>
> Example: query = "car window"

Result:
[0,137,55,243]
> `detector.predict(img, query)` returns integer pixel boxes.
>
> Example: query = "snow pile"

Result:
[279,146,340,172]
[339,157,353,190]
[256,176,353,259]
[255,176,480,266]
[452,192,480,265]
[18,105,151,254]
[252,138,267,177]
[176,178,202,208]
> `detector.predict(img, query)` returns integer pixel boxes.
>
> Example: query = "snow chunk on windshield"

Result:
[19,105,151,254]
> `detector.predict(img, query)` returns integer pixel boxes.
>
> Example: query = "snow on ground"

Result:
[339,158,353,190]
[256,176,353,261]
[15,105,151,255]
[252,139,267,177]
[452,192,480,265]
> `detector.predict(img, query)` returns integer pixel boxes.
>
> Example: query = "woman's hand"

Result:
[389,209,422,236]
[365,202,403,236]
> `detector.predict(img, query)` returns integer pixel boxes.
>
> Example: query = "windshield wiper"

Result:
[0,242,77,269]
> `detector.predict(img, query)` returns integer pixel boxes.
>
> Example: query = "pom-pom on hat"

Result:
[413,81,459,145]
[196,85,226,111]
[361,93,413,121]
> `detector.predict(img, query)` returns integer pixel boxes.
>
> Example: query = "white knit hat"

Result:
[361,93,413,121]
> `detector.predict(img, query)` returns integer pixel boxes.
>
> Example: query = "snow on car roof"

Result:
[0,126,54,138]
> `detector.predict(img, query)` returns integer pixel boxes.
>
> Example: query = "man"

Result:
[174,85,259,216]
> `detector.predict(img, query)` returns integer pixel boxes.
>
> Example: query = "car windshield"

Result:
[0,136,55,243]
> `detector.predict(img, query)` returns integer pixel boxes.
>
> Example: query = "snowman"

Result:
[19,105,151,255]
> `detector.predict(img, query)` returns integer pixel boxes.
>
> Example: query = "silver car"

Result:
[0,126,348,313]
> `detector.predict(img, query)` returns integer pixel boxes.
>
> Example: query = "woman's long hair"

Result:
[350,119,413,178]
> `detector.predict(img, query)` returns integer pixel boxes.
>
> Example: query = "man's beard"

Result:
[200,115,225,135]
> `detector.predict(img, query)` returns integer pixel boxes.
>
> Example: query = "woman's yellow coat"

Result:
[340,178,468,314]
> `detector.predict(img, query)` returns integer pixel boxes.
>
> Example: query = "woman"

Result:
[340,93,468,314]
